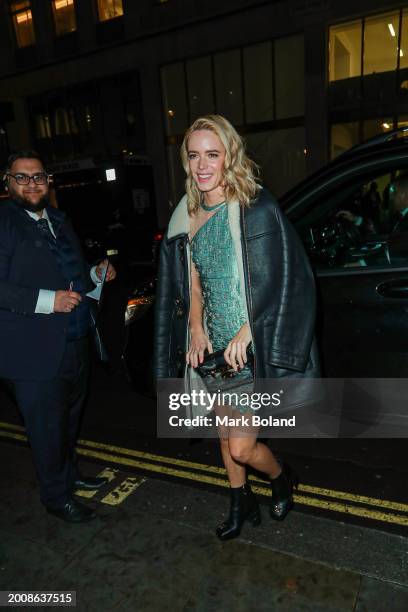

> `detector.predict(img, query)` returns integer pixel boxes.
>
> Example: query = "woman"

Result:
[154,115,318,540]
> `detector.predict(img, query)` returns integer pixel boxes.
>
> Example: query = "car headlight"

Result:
[125,296,155,326]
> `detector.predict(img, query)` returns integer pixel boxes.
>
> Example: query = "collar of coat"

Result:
[6,199,66,236]
[166,191,261,241]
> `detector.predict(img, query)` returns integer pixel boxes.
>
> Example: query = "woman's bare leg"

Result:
[228,434,282,479]
[219,437,246,487]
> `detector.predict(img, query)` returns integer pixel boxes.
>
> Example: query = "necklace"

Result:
[200,200,226,212]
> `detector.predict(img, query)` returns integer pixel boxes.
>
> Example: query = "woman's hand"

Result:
[186,327,213,368]
[224,322,252,371]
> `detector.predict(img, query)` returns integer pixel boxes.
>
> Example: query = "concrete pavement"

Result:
[0,440,407,612]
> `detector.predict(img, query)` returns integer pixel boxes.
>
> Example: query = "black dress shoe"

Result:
[46,498,96,523]
[73,476,109,490]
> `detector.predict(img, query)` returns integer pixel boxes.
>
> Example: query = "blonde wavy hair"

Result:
[180,115,260,213]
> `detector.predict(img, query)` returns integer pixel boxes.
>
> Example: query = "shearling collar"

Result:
[167,195,189,239]
[167,195,241,241]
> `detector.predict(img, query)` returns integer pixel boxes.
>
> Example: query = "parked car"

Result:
[122,127,408,383]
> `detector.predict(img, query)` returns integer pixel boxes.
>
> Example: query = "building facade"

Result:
[0,0,406,226]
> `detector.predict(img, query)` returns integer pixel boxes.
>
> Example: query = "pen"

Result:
[68,281,73,292]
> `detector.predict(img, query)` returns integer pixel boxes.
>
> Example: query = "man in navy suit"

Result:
[0,151,116,523]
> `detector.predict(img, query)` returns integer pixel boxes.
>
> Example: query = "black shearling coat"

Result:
[153,187,319,382]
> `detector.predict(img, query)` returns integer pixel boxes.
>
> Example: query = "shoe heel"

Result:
[284,463,299,490]
[247,507,261,527]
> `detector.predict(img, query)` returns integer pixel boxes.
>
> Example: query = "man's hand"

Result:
[96,259,116,282]
[54,290,82,313]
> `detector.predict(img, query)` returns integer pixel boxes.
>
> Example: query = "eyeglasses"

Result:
[5,172,50,186]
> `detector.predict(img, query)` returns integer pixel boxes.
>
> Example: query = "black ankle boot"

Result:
[270,463,298,521]
[216,483,261,541]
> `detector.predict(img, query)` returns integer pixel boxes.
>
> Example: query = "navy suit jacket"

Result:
[0,199,92,380]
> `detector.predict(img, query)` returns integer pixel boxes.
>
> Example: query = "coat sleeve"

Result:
[0,216,38,315]
[153,234,173,379]
[274,203,316,372]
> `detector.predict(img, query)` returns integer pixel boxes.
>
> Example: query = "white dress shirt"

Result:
[26,209,101,314]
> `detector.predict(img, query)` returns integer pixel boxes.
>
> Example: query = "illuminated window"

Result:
[363,117,393,141]
[398,115,408,129]
[331,123,359,159]
[34,114,52,139]
[399,9,408,70]
[329,21,362,81]
[52,0,76,36]
[96,0,123,22]
[10,1,35,48]
[364,12,400,75]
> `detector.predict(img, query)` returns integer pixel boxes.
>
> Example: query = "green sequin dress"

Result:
[190,205,254,411]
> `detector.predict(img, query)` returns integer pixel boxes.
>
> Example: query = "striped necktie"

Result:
[37,218,58,257]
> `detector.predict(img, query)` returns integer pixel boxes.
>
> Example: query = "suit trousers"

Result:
[7,337,90,509]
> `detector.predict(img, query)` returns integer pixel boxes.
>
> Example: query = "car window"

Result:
[295,169,408,271]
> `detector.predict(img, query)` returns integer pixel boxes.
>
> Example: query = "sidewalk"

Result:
[0,440,407,612]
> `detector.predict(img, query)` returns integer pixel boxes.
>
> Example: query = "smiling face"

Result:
[6,157,49,213]
[187,130,226,204]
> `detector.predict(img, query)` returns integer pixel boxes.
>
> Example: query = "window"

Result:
[399,9,408,70]
[330,123,359,159]
[364,12,400,75]
[243,42,274,124]
[11,1,35,48]
[214,49,244,125]
[362,117,393,141]
[245,127,306,197]
[297,168,408,272]
[96,0,123,22]
[34,114,52,139]
[329,21,362,81]
[398,115,408,129]
[161,63,189,137]
[52,0,76,36]
[53,107,78,135]
[186,56,214,121]
[161,36,305,204]
[274,35,304,119]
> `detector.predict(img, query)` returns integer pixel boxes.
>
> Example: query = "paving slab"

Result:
[123,478,408,587]
[356,576,408,612]
[1,439,407,612]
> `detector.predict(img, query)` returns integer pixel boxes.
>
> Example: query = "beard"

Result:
[13,193,49,213]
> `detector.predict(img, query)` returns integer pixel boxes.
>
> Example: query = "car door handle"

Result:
[377,280,408,298]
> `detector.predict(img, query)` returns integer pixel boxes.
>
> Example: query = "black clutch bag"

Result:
[196,348,254,379]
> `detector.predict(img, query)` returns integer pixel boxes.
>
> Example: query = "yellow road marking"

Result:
[75,467,119,499]
[1,424,407,525]
[0,430,26,442]
[0,421,24,432]
[76,446,408,527]
[75,438,408,514]
[101,476,146,506]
